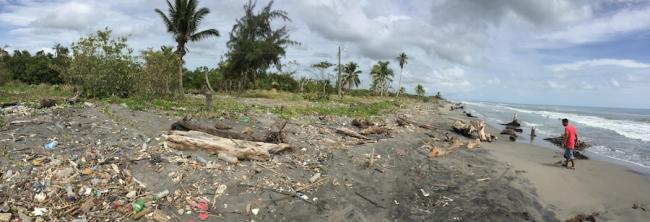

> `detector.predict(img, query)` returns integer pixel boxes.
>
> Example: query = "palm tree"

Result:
[395,52,408,97]
[415,84,425,99]
[370,61,394,96]
[155,0,220,94]
[342,62,361,93]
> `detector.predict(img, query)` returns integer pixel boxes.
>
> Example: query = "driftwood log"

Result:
[424,138,481,158]
[164,130,291,162]
[171,119,263,142]
[0,102,17,108]
[452,120,497,142]
[336,128,370,140]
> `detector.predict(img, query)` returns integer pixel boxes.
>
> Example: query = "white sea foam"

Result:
[498,106,650,142]
[590,145,650,168]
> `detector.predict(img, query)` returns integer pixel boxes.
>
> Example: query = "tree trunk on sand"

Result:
[164,130,291,162]
[178,55,184,95]
[396,68,403,97]
[205,71,215,92]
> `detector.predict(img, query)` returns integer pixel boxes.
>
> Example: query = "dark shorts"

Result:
[564,148,574,160]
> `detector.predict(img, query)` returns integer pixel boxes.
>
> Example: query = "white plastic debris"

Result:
[251,208,259,216]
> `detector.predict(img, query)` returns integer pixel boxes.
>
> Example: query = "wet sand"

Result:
[483,141,650,221]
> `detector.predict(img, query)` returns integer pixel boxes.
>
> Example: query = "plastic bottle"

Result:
[153,190,169,201]
[131,198,145,213]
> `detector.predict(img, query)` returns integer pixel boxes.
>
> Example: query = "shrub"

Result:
[136,47,180,98]
[62,28,137,98]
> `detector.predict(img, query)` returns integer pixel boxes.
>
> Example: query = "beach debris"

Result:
[309,173,321,183]
[352,118,374,129]
[499,113,523,141]
[171,118,264,142]
[164,130,291,162]
[0,213,11,222]
[360,126,391,136]
[335,127,370,140]
[452,119,497,142]
[544,136,591,151]
[396,115,434,129]
[565,212,599,222]
[44,141,59,151]
[39,99,57,109]
[450,103,464,111]
[355,191,385,209]
[214,122,232,130]
[420,189,430,197]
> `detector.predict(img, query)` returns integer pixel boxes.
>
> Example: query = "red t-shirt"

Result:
[564,124,577,149]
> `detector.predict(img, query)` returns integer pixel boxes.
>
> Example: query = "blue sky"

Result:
[0,0,649,108]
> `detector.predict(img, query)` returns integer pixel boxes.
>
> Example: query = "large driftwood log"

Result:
[165,130,291,162]
[452,120,497,142]
[336,128,370,140]
[171,119,263,142]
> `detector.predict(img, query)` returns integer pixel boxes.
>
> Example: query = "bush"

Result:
[136,47,180,98]
[0,64,10,86]
[62,28,137,98]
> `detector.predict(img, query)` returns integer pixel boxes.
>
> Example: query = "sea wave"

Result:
[590,145,650,168]
[499,106,650,142]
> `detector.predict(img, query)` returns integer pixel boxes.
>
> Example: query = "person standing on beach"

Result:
[561,118,578,169]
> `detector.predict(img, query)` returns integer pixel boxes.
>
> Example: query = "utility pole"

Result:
[337,45,342,98]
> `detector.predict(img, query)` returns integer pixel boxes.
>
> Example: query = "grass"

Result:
[0,81,73,106]
[1,83,433,119]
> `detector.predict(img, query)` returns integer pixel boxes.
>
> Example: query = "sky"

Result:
[1,0,649,109]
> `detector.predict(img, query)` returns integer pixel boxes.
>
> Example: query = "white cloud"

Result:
[539,6,650,45]
[408,66,472,93]
[547,80,567,89]
[487,77,501,85]
[548,59,650,72]
[579,81,593,89]
[610,78,621,87]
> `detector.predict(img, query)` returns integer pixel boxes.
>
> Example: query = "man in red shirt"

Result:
[561,118,578,169]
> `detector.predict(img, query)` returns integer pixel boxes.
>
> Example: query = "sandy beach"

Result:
[483,140,650,221]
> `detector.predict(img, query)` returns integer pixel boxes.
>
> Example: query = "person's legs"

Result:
[563,148,570,166]
[569,150,576,169]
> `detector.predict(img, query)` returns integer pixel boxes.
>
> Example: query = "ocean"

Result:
[463,101,650,171]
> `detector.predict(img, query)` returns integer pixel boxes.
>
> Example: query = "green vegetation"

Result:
[416,84,425,99]
[224,0,298,90]
[370,61,394,97]
[138,46,180,98]
[63,29,137,98]
[156,0,220,93]
[341,62,362,94]
[0,0,446,120]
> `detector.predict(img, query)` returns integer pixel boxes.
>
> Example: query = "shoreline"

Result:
[482,139,650,221]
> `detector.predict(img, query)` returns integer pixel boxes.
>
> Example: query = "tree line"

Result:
[0,0,440,100]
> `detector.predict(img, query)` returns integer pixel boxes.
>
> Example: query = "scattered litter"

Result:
[309,173,321,183]
[32,208,48,216]
[251,208,259,216]
[44,141,58,150]
[420,189,430,197]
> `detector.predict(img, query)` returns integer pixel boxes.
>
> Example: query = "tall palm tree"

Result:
[370,61,394,97]
[155,0,219,94]
[342,62,361,93]
[415,84,425,99]
[395,52,408,97]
